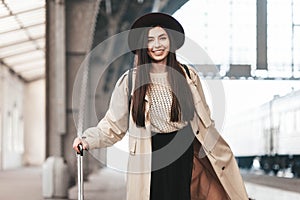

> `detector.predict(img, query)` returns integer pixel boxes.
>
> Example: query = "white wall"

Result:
[0,65,46,169]
[0,65,3,169]
[0,66,24,170]
[23,79,46,166]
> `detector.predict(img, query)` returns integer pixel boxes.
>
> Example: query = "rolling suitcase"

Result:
[77,144,84,200]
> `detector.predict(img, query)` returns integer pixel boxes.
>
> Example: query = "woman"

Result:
[73,12,249,200]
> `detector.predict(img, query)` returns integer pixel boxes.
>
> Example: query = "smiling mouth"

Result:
[153,50,164,55]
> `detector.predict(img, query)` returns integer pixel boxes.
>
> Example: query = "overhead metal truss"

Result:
[0,0,45,82]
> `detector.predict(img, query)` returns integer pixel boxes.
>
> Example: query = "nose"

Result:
[154,38,161,48]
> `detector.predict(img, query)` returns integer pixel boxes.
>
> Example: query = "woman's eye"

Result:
[160,37,167,40]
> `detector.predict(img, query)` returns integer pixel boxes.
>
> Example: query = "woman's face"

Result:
[147,26,170,64]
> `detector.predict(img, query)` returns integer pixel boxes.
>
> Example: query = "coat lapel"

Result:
[186,74,212,128]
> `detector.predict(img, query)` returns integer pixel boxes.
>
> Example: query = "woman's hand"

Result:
[73,137,89,153]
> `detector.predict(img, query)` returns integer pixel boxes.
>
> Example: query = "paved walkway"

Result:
[0,167,43,200]
[1,166,300,200]
[68,167,126,200]
[0,166,126,200]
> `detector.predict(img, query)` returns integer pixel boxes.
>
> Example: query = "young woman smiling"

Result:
[73,12,249,200]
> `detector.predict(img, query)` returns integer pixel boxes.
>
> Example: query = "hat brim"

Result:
[128,12,185,53]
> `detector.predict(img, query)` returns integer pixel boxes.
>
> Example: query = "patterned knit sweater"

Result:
[148,72,187,133]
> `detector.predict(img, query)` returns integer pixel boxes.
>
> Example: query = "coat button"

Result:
[196,130,199,134]
[222,166,225,170]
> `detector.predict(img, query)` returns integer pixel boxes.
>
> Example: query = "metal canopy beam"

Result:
[0,5,44,19]
[0,22,45,35]
[257,0,268,70]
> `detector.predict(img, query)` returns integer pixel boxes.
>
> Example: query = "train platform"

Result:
[0,166,126,200]
[242,170,300,193]
[0,167,43,200]
[68,167,126,200]
[1,166,300,200]
[241,170,300,200]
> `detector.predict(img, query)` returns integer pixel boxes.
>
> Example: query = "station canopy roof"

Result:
[0,0,45,82]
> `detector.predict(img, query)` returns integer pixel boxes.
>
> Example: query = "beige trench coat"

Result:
[83,65,249,200]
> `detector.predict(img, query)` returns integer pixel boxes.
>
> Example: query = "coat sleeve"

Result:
[82,71,130,149]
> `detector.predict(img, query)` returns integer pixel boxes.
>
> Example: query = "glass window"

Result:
[0,16,20,33]
[174,0,256,73]
[175,0,300,78]
[293,0,300,24]
[293,27,300,77]
[267,0,293,76]
[0,0,45,81]
[230,0,256,66]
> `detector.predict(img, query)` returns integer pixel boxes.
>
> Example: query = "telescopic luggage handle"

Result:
[77,144,84,200]
[77,144,84,156]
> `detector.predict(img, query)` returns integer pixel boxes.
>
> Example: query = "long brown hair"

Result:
[131,27,195,127]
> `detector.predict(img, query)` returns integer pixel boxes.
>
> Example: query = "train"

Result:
[223,88,300,177]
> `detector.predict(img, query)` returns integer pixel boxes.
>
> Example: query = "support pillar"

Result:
[46,0,100,189]
[46,0,66,157]
[64,0,100,181]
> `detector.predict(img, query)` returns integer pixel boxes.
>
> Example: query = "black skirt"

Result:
[150,125,195,200]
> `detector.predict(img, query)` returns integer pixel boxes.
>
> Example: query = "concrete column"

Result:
[64,0,100,180]
[46,0,66,157]
[46,0,100,187]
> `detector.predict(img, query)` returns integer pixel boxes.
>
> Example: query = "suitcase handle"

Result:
[77,144,84,200]
[77,144,84,156]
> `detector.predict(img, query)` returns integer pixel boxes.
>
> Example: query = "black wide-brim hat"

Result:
[128,12,185,53]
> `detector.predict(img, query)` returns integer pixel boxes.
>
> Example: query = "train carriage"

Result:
[224,90,300,177]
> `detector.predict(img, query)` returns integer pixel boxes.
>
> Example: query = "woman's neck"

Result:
[150,62,167,73]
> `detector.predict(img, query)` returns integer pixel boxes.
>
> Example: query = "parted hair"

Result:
[131,27,195,127]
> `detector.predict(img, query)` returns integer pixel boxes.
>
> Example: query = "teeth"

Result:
[153,50,163,55]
